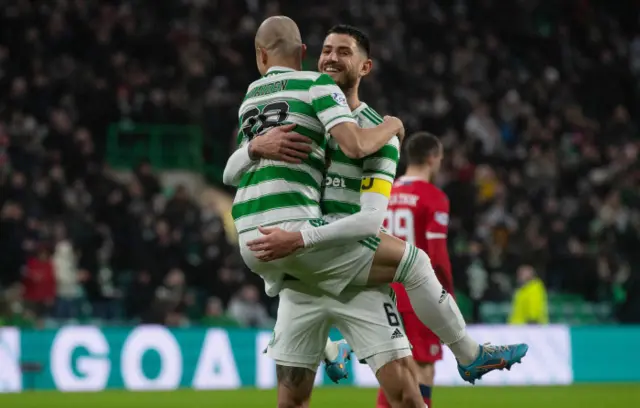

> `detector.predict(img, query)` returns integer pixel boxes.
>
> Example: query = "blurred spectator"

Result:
[0,0,638,325]
[134,160,161,202]
[211,265,245,307]
[52,223,80,319]
[509,265,549,325]
[464,239,489,321]
[228,284,273,329]
[465,102,502,156]
[0,202,27,288]
[142,268,192,326]
[164,185,199,232]
[618,272,640,323]
[22,244,56,317]
[201,297,241,328]
[91,258,121,321]
[125,270,155,320]
[0,286,34,328]
[156,268,189,310]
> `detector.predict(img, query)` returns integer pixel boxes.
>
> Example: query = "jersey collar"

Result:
[399,176,428,182]
[264,66,295,77]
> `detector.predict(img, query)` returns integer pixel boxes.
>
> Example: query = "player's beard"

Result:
[334,69,358,92]
[323,64,359,92]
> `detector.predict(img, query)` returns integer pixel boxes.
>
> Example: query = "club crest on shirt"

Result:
[430,344,440,356]
[434,211,449,226]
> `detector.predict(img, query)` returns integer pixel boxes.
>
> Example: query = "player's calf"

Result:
[369,352,424,408]
[377,361,434,408]
[276,364,316,408]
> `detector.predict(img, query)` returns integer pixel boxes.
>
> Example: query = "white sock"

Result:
[324,338,339,361]
[394,244,479,365]
[448,335,481,366]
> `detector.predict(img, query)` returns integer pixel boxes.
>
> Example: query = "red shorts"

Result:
[401,311,443,363]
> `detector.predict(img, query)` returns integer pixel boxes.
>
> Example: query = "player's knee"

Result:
[367,348,412,375]
[402,246,433,289]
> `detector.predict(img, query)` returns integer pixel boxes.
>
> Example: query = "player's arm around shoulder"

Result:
[310,74,404,159]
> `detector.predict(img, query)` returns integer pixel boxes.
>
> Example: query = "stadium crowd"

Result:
[1,0,639,327]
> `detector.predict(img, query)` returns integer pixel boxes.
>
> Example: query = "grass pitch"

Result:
[1,384,638,408]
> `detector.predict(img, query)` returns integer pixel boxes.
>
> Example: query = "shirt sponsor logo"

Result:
[324,176,347,188]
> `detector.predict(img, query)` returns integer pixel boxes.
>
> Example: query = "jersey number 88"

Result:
[240,101,290,140]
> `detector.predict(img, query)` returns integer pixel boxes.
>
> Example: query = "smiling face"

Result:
[318,33,371,91]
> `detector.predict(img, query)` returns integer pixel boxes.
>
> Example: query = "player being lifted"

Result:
[378,132,452,408]
[226,15,528,407]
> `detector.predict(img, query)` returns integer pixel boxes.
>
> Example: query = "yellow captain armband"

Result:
[360,177,393,198]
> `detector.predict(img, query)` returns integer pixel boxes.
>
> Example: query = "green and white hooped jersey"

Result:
[231,67,357,234]
[321,102,400,220]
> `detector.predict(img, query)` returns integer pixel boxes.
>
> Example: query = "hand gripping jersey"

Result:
[384,176,454,313]
[232,67,357,234]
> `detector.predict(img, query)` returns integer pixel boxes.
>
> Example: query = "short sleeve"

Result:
[308,74,357,131]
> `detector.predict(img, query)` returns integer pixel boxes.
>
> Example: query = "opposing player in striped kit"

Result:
[226,16,528,408]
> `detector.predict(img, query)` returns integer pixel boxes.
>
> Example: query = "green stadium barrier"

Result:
[107,123,204,171]
[0,325,638,392]
[106,123,226,183]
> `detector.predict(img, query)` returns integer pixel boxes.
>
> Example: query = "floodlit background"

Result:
[1,0,639,406]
